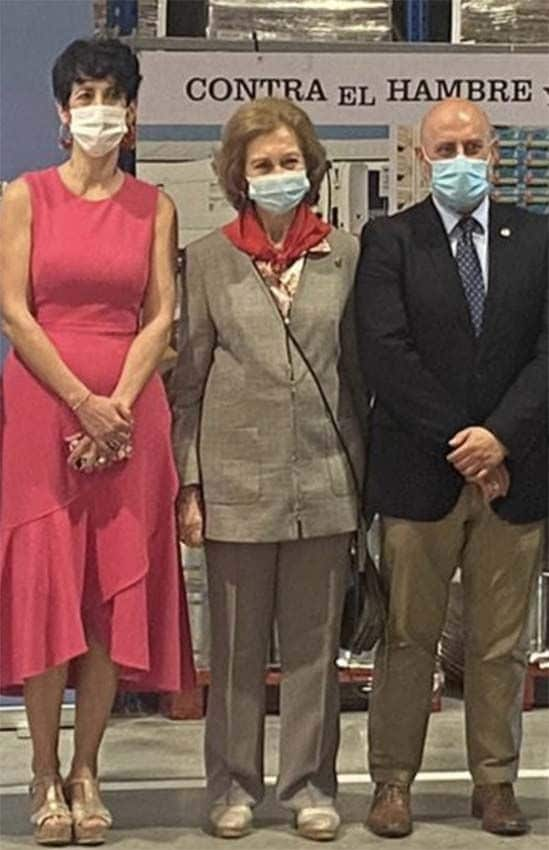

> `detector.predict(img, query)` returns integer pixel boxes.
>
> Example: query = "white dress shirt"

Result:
[432,195,490,292]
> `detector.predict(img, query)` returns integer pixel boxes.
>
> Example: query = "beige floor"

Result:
[1,698,548,849]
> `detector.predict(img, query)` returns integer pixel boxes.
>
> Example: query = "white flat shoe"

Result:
[296,806,340,841]
[209,803,253,838]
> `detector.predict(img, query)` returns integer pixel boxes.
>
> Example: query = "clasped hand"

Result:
[66,393,133,473]
[177,485,204,547]
[447,426,509,503]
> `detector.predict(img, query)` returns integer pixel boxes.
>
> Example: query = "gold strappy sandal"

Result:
[64,777,113,846]
[29,774,72,846]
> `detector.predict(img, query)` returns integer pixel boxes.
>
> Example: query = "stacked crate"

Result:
[459,0,549,44]
[93,0,158,36]
[492,126,549,216]
[93,0,393,41]
[208,0,393,42]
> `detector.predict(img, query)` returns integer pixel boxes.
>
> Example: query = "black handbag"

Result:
[279,312,388,653]
[341,518,388,653]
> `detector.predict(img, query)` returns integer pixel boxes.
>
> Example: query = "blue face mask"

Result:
[427,154,490,213]
[247,170,310,215]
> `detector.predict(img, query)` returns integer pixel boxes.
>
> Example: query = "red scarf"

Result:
[223,203,331,273]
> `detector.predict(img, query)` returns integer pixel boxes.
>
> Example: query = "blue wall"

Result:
[0,0,94,179]
[0,0,93,367]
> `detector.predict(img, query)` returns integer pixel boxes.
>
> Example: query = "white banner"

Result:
[139,50,549,127]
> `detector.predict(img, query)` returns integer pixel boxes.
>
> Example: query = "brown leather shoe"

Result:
[472,783,529,835]
[366,783,412,838]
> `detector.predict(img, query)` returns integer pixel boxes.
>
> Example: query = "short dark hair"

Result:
[52,38,141,107]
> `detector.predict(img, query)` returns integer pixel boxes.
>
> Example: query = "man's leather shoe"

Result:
[472,783,529,835]
[366,783,412,838]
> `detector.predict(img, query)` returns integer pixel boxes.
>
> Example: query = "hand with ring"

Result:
[65,432,132,472]
[66,435,108,473]
[473,463,510,504]
[107,438,133,459]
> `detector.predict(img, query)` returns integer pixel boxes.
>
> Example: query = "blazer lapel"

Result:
[414,197,474,335]
[292,248,336,311]
[481,203,516,341]
[222,235,286,325]
[223,232,346,384]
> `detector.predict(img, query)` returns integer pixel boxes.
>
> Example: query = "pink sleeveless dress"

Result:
[0,167,195,693]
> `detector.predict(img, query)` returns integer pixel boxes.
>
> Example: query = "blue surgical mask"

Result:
[247,170,310,214]
[426,153,490,213]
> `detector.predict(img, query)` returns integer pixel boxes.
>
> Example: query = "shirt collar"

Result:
[432,194,489,236]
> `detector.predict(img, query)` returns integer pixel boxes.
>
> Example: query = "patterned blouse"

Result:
[255,238,331,318]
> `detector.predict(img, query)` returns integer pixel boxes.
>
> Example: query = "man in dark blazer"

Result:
[355,98,547,838]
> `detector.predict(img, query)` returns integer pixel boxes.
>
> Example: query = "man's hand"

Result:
[468,462,510,504]
[447,426,507,478]
[177,485,204,548]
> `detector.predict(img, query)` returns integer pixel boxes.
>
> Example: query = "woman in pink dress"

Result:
[0,39,194,846]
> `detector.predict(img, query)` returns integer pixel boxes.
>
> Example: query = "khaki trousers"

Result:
[204,534,351,809]
[369,485,544,786]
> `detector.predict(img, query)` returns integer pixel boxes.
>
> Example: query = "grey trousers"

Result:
[368,484,544,786]
[204,534,351,810]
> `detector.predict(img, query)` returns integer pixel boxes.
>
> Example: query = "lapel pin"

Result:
[334,257,342,268]
[500,227,511,238]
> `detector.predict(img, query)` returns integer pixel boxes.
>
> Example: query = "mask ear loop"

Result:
[485,137,497,178]
[422,146,493,166]
[421,148,458,166]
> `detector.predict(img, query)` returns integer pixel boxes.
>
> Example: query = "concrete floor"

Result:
[1,699,548,849]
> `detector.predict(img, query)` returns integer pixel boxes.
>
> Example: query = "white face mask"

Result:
[247,170,310,215]
[423,150,491,213]
[69,105,127,158]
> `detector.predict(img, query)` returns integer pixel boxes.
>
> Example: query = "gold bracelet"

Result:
[71,390,91,412]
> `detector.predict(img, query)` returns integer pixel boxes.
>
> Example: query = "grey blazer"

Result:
[171,226,367,543]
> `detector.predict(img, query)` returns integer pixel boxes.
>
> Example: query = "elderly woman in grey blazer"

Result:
[171,97,366,841]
